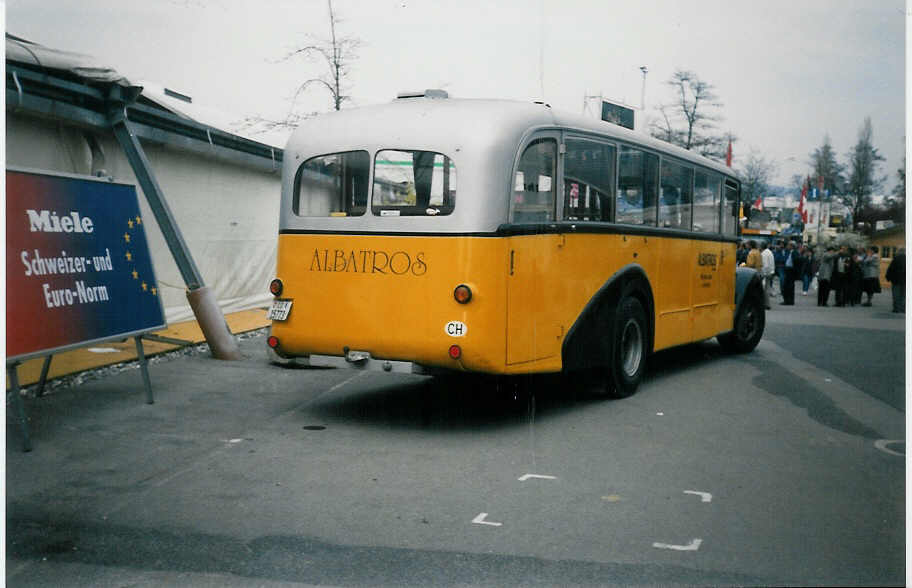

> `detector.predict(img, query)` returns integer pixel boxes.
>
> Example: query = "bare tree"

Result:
[649,69,729,160]
[883,155,906,222]
[843,117,885,225]
[237,0,359,134]
[808,134,845,198]
[283,0,360,113]
[737,149,778,206]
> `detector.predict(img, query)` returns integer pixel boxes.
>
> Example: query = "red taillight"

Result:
[448,345,462,360]
[453,284,472,304]
[267,335,279,349]
[269,279,283,297]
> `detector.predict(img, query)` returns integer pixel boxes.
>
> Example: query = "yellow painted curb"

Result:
[8,308,270,388]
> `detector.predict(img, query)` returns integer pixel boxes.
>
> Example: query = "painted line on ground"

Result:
[517,473,557,482]
[653,538,703,551]
[683,490,712,503]
[472,513,503,527]
[874,439,905,457]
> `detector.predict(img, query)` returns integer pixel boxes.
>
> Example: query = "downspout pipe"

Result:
[106,84,242,360]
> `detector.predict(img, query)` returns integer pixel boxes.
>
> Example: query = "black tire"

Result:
[600,296,648,399]
[718,292,765,353]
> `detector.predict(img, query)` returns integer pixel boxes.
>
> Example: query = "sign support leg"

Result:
[7,363,33,452]
[36,355,53,397]
[134,337,154,405]
[107,91,241,360]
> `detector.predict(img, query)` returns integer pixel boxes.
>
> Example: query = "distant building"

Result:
[802,200,850,246]
[871,224,906,288]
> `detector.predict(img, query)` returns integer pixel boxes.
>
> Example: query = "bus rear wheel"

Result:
[601,296,647,399]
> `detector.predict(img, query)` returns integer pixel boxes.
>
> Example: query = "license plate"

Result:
[267,299,293,321]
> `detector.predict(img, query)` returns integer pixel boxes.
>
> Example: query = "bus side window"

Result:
[722,180,740,236]
[563,139,615,221]
[693,171,721,233]
[658,159,693,230]
[617,146,658,226]
[512,139,556,223]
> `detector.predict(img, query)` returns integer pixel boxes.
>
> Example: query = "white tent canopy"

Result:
[7,34,286,324]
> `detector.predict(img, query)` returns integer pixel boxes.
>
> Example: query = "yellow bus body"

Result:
[271,232,737,374]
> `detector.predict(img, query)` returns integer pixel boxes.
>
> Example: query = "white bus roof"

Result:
[281,95,737,234]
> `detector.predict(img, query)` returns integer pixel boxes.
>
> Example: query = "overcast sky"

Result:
[6,0,907,195]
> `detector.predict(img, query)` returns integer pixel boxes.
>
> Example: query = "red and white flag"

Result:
[753,196,763,210]
[725,139,732,167]
[798,181,809,223]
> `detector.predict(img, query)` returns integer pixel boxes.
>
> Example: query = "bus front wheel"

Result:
[718,293,765,353]
[602,296,647,399]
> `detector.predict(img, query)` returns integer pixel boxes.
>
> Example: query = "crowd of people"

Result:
[737,239,905,313]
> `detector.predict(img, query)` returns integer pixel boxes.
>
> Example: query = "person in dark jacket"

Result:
[885,247,905,313]
[848,247,864,306]
[773,241,787,301]
[833,245,851,307]
[798,246,815,296]
[781,241,799,305]
[736,241,749,266]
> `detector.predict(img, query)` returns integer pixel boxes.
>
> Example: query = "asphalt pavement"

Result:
[5,284,906,587]
[762,281,906,410]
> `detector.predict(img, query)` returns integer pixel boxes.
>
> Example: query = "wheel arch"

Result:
[561,263,655,373]
[733,267,764,315]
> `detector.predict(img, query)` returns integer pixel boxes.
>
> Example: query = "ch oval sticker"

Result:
[445,321,467,337]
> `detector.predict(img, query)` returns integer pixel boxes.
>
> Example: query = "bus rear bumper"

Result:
[303,352,431,375]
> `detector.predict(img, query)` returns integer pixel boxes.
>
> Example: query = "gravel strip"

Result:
[10,328,268,398]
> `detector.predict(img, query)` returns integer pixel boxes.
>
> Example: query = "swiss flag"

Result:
[753,196,763,210]
[725,139,732,167]
[798,182,809,223]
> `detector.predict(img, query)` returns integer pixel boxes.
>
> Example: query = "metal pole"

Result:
[107,99,203,289]
[36,354,53,397]
[134,336,154,404]
[640,66,648,111]
[7,363,32,452]
[106,85,241,360]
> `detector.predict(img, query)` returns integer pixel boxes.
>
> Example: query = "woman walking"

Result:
[799,246,814,296]
[861,245,881,306]
[817,246,836,306]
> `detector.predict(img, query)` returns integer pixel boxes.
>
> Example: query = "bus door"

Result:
[506,135,563,365]
[691,171,725,340]
[692,239,722,340]
[654,158,695,347]
[717,179,740,333]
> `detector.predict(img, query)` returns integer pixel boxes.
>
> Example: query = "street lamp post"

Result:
[639,66,648,111]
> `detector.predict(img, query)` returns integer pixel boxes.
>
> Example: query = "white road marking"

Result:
[874,439,905,457]
[328,372,366,394]
[683,490,712,503]
[88,347,120,353]
[517,473,557,482]
[472,512,502,526]
[653,538,702,551]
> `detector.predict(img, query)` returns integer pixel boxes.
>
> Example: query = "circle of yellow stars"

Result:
[123,215,157,297]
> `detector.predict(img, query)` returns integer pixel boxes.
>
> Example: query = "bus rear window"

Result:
[372,150,456,216]
[294,151,369,217]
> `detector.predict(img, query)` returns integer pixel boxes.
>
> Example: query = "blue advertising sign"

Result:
[7,168,166,362]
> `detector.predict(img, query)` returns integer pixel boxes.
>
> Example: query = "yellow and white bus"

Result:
[267,91,764,397]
